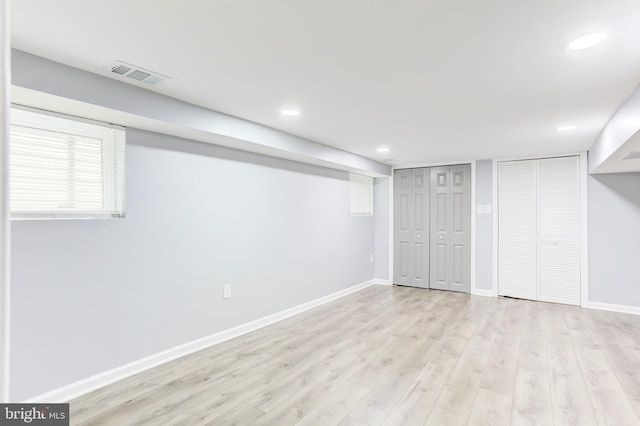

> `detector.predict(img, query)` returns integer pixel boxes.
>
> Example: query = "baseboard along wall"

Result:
[25,279,377,403]
[588,301,640,316]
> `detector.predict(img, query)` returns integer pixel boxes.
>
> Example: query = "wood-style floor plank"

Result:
[467,388,511,426]
[203,402,265,426]
[295,381,370,426]
[510,301,553,426]
[68,285,640,425]
[511,332,553,425]
[478,300,522,396]
[543,303,599,425]
[381,362,453,426]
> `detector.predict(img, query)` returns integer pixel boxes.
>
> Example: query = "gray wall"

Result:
[374,178,390,280]
[475,160,493,291]
[587,172,640,307]
[10,129,375,401]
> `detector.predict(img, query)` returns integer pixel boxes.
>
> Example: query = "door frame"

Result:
[492,152,589,306]
[389,160,477,294]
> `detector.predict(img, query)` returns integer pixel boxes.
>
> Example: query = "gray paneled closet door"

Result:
[393,168,429,288]
[429,165,471,292]
[394,165,470,292]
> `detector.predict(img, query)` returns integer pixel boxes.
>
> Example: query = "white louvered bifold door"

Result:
[537,156,580,305]
[498,156,581,306]
[498,160,537,300]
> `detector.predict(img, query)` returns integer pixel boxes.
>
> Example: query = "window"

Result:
[349,173,373,216]
[9,106,126,218]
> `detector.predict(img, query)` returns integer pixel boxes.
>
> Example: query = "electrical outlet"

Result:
[370,254,374,263]
[223,284,231,300]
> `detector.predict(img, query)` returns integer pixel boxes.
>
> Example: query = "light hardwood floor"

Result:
[69,285,640,425]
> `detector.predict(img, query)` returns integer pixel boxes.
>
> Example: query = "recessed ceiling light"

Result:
[376,147,390,153]
[557,125,577,132]
[567,32,607,50]
[281,108,300,117]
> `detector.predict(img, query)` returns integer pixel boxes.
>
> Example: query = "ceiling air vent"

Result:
[106,61,170,85]
[622,151,640,160]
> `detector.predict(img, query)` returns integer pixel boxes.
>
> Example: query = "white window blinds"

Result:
[9,107,126,218]
[349,173,373,216]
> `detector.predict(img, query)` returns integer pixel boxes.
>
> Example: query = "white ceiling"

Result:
[9,0,640,168]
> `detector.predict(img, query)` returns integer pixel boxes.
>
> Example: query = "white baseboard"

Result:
[373,279,392,286]
[26,279,377,403]
[472,288,496,297]
[588,301,640,316]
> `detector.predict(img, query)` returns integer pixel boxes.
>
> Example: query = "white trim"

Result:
[1,0,11,403]
[491,158,499,296]
[491,151,587,163]
[579,153,589,307]
[470,160,477,295]
[373,279,392,286]
[388,173,394,285]
[25,279,377,403]
[472,289,496,298]
[588,302,640,316]
[394,159,476,170]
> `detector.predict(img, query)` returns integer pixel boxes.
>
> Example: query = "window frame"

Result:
[349,173,373,216]
[9,105,126,220]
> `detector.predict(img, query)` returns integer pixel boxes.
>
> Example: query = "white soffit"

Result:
[11,86,390,178]
[589,83,640,174]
